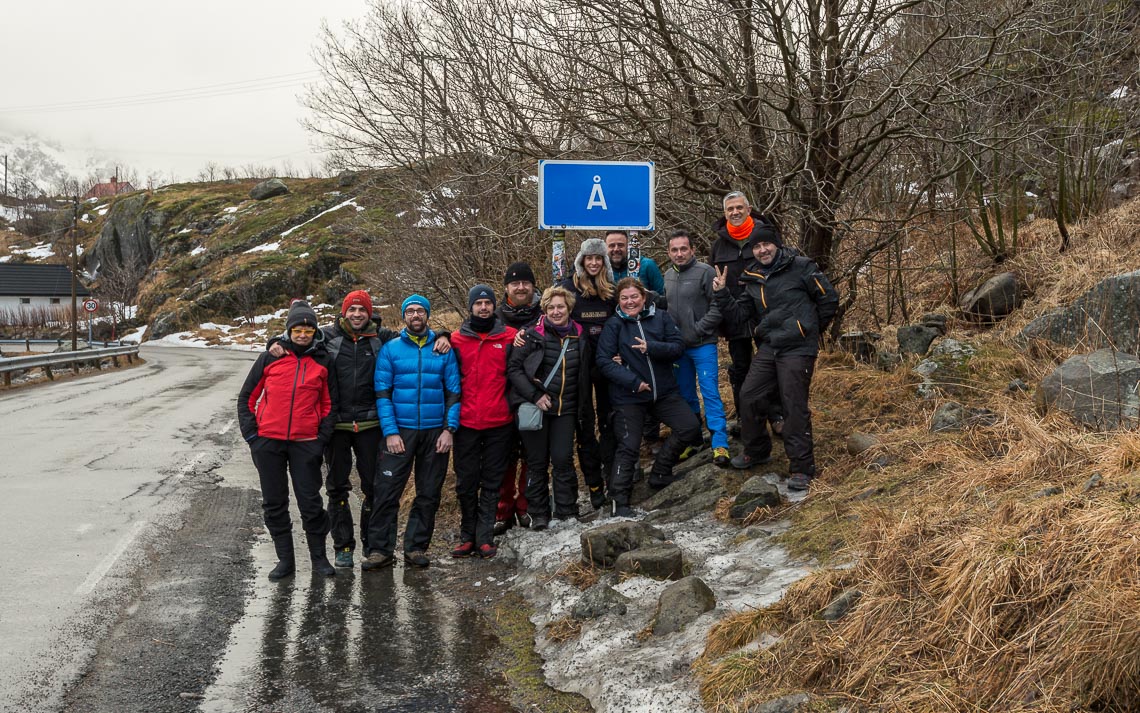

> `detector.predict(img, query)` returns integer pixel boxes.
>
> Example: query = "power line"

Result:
[0,71,321,115]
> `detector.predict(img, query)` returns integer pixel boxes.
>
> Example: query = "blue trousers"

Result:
[675,343,729,450]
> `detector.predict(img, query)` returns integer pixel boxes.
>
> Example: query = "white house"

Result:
[0,264,90,310]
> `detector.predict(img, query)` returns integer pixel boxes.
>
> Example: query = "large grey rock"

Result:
[580,521,666,567]
[1021,269,1140,356]
[615,542,684,580]
[729,476,781,519]
[960,272,1021,323]
[92,193,164,277]
[913,339,978,398]
[1035,349,1140,430]
[837,331,880,363]
[652,576,716,635]
[250,178,289,200]
[846,432,879,455]
[641,463,725,512]
[897,325,941,356]
[571,582,630,620]
[921,313,949,335]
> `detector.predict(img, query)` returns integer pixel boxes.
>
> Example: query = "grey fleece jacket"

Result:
[663,258,722,348]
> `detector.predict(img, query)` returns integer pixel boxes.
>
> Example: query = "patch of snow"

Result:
[1026,191,1038,198]
[280,198,360,237]
[222,206,240,214]
[0,255,10,263]
[121,325,148,344]
[244,241,280,254]
[0,205,20,222]
[76,245,84,256]
[178,227,192,234]
[11,243,54,259]
[248,308,289,325]
[80,214,91,223]
[200,322,235,333]
[298,252,310,259]
[190,245,206,256]
[1110,86,1130,100]
[96,206,109,216]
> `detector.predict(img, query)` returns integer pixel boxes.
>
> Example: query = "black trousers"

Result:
[576,371,614,495]
[729,336,784,425]
[250,437,330,539]
[366,427,448,556]
[454,424,513,546]
[520,412,579,519]
[611,393,702,506]
[325,427,382,553]
[739,348,817,475]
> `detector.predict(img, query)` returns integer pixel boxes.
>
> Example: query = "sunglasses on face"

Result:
[291,327,317,336]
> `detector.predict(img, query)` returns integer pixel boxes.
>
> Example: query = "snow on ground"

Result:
[1111,85,1130,99]
[280,198,363,238]
[0,206,20,222]
[178,228,193,235]
[11,243,55,259]
[222,206,240,214]
[499,479,814,713]
[0,256,9,263]
[121,325,148,344]
[244,241,280,254]
[96,206,109,216]
[190,245,206,256]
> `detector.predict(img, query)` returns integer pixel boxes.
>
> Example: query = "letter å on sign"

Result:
[537,160,655,231]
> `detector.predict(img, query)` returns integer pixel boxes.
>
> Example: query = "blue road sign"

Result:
[538,160,655,230]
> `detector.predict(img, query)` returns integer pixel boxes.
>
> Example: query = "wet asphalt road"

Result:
[2,345,523,713]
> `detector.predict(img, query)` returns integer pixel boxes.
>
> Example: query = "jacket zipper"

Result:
[416,344,423,430]
[635,319,657,401]
[286,354,300,440]
[557,337,568,416]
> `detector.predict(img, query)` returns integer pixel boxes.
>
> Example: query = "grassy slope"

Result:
[697,201,1140,712]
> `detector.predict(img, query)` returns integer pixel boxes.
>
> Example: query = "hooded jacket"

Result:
[709,209,779,339]
[508,318,591,419]
[663,257,721,348]
[596,303,685,405]
[374,328,461,435]
[238,332,336,443]
[451,317,517,430]
[715,248,839,358]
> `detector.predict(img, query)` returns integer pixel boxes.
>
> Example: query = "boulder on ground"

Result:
[652,576,716,635]
[571,582,630,620]
[641,463,725,513]
[729,476,781,519]
[846,432,879,455]
[897,325,941,356]
[1021,269,1140,355]
[1035,349,1140,430]
[921,313,949,335]
[837,331,880,363]
[960,272,1021,323]
[580,521,666,567]
[250,178,289,200]
[615,542,684,580]
[818,589,862,621]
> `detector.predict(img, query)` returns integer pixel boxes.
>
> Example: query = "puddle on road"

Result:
[201,536,515,713]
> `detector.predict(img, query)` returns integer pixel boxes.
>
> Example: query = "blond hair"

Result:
[574,264,615,301]
[540,285,577,313]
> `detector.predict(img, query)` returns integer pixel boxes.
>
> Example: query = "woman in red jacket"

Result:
[237,300,337,580]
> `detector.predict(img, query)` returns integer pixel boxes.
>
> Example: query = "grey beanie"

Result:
[468,284,497,311]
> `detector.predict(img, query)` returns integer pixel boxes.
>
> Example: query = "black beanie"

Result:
[754,223,783,248]
[286,299,319,330]
[468,284,497,311]
[503,261,536,286]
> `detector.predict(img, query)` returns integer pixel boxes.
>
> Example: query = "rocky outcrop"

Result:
[960,272,1021,323]
[249,178,289,200]
[571,581,630,620]
[91,194,164,276]
[897,325,941,357]
[1021,269,1140,356]
[1035,349,1140,429]
[640,463,729,523]
[580,521,666,567]
[837,331,880,362]
[729,476,781,519]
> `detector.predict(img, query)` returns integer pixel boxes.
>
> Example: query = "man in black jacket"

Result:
[714,230,838,492]
[710,191,784,435]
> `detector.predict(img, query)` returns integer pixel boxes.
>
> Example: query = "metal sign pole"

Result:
[552,230,567,284]
[627,229,642,279]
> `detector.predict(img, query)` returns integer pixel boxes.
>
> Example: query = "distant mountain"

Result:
[0,131,121,197]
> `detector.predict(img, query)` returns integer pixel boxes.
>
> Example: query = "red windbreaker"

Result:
[451,319,516,430]
[237,349,334,441]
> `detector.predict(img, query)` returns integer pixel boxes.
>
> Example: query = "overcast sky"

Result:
[0,0,371,182]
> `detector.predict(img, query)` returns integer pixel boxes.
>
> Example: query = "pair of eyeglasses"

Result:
[291,327,317,335]
[404,308,427,316]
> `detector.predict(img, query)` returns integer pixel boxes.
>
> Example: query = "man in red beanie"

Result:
[269,290,451,567]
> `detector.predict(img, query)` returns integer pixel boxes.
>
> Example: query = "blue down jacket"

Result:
[374,328,461,435]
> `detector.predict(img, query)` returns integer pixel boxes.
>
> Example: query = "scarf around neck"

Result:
[726,215,754,241]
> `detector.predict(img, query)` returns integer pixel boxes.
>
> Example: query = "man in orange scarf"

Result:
[709,191,784,437]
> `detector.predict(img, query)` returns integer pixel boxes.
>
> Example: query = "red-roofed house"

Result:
[83,176,136,199]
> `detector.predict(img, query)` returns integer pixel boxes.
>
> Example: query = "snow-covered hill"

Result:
[0,131,122,196]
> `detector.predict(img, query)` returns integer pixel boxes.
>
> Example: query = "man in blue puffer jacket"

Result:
[362,294,461,571]
[597,278,702,517]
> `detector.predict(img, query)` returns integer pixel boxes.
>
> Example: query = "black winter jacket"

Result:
[596,304,685,405]
[496,293,542,331]
[709,209,779,339]
[715,249,839,357]
[507,319,591,422]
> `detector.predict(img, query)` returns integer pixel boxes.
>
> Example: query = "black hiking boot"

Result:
[268,534,295,580]
[306,533,336,577]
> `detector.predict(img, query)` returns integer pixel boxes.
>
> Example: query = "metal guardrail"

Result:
[0,345,140,385]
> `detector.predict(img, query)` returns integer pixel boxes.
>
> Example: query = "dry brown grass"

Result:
[698,200,1140,712]
[552,559,603,591]
[546,616,583,643]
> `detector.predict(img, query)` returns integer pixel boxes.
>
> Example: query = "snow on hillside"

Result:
[0,130,122,195]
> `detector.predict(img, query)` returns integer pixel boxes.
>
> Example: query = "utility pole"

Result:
[71,195,78,354]
[3,155,7,198]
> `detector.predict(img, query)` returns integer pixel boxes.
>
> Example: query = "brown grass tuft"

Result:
[545,616,583,643]
[552,559,602,590]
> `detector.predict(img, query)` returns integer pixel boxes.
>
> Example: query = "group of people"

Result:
[236,191,838,579]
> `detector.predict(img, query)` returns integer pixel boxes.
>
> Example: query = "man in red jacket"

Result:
[450,284,517,559]
[238,300,337,580]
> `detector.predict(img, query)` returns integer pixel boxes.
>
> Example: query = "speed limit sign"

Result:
[83,299,99,313]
